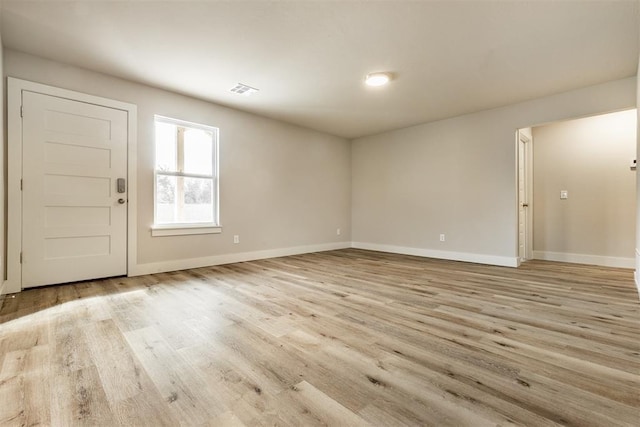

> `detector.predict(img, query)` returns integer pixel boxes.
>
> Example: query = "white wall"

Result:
[0,20,5,299]
[1,48,637,293]
[532,110,636,267]
[352,77,636,267]
[636,56,640,296]
[3,49,351,278]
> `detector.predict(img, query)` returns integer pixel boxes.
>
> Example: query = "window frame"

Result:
[151,115,221,237]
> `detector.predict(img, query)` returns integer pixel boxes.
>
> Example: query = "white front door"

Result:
[21,91,128,288]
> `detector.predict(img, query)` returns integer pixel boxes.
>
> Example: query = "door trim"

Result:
[5,77,137,293]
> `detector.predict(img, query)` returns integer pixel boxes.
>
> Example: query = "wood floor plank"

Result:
[124,326,229,424]
[82,318,180,427]
[21,345,51,427]
[0,249,638,426]
[50,365,116,426]
[0,350,28,426]
[278,380,370,426]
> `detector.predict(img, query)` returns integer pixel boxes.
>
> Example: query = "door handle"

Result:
[522,203,529,207]
[118,198,126,204]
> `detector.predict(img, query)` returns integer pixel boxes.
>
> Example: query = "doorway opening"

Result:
[517,108,637,268]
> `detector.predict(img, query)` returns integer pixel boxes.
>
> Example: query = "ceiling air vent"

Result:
[229,83,259,96]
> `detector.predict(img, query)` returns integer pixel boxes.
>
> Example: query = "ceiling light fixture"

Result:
[364,72,392,87]
[230,83,259,96]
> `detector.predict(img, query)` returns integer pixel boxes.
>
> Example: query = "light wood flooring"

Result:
[0,249,639,426]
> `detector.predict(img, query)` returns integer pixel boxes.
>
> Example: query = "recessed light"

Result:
[364,72,392,87]
[230,83,259,96]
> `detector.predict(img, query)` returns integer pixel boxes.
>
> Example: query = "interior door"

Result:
[518,131,531,261]
[21,91,128,288]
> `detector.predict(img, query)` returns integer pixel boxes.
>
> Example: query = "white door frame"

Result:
[516,129,533,264]
[5,77,138,293]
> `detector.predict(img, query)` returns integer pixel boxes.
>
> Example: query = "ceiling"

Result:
[1,1,638,139]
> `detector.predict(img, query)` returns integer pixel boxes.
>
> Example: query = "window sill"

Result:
[151,224,222,237]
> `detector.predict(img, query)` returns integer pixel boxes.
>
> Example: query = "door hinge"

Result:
[19,252,22,264]
[20,106,23,118]
[20,179,23,191]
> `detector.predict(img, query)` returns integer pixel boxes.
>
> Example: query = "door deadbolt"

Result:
[117,178,126,193]
[118,198,126,204]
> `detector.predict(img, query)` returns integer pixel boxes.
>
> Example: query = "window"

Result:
[152,116,220,236]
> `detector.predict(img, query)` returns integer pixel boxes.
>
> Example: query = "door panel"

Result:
[22,91,128,288]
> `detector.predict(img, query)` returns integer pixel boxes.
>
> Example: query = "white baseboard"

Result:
[533,250,635,269]
[130,242,351,276]
[351,242,519,267]
[5,242,634,293]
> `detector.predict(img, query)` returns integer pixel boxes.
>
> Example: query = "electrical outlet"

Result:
[560,190,568,200]
[233,235,239,244]
[337,228,341,236]
[439,234,445,242]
